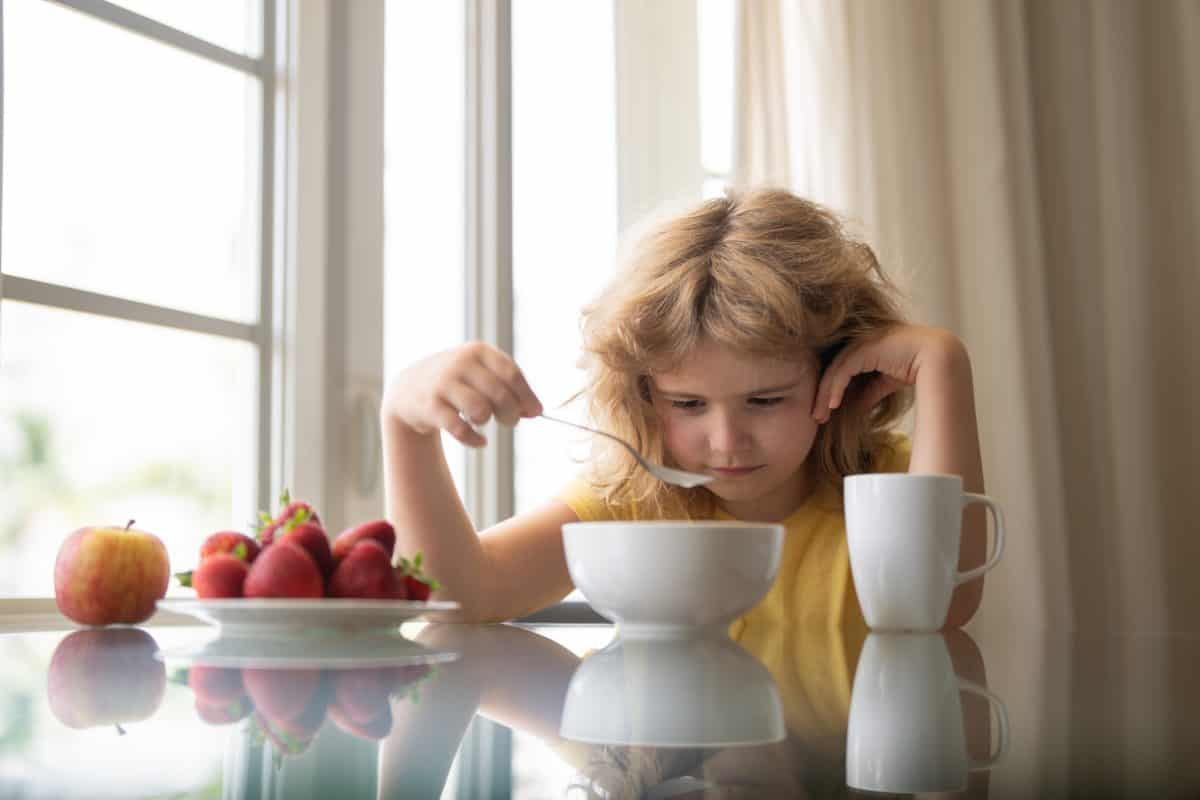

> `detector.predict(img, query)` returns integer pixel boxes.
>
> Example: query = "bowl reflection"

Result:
[560,632,785,748]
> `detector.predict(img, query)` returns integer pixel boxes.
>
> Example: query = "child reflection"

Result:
[376,623,993,799]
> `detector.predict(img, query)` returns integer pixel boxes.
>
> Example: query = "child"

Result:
[380,188,987,631]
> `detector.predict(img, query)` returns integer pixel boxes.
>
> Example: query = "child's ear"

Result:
[636,375,654,403]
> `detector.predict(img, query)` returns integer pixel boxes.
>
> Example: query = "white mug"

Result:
[845,473,1004,632]
[846,633,1009,794]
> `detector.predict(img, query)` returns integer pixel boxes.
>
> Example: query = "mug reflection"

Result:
[846,630,1008,795]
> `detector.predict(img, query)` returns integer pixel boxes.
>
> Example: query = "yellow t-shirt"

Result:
[557,433,912,740]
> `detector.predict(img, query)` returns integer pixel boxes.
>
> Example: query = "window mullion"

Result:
[258,0,279,516]
[464,0,514,531]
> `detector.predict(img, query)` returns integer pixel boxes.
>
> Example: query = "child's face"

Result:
[648,339,822,521]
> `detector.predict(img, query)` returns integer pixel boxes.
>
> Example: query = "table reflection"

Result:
[24,616,1200,798]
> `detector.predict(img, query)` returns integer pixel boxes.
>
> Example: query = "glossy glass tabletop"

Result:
[1,613,1197,799]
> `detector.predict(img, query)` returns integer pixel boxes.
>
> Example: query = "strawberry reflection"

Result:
[175,662,436,758]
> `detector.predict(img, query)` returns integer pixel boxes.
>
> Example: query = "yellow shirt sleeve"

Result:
[557,478,617,523]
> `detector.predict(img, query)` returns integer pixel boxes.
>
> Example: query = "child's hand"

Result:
[812,325,965,423]
[382,342,543,447]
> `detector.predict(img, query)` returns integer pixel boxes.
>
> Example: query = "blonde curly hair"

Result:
[578,187,911,517]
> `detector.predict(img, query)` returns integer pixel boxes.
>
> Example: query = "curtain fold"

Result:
[737,0,1200,635]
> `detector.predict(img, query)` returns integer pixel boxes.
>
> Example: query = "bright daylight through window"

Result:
[0,1,265,597]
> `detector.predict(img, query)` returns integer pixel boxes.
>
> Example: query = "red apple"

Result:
[54,521,170,626]
[47,628,166,730]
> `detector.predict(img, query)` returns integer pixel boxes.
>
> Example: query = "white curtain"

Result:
[737,0,1200,636]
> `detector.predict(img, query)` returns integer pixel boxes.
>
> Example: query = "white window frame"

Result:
[0,0,284,510]
[0,0,298,611]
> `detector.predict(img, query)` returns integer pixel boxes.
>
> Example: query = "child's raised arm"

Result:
[811,326,987,627]
[380,342,578,622]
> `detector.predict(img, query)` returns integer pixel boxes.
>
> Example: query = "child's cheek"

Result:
[660,417,701,464]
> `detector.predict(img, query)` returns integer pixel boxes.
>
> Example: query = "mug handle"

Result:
[955,493,1005,585]
[958,679,1010,770]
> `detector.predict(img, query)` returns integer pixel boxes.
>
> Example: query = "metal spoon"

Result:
[539,413,714,488]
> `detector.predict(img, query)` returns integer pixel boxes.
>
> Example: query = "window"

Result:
[0,1,277,597]
[698,0,736,196]
[511,0,619,514]
[383,0,467,496]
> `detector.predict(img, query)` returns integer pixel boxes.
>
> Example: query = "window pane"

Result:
[0,302,258,597]
[512,0,619,514]
[383,0,466,494]
[703,175,728,199]
[698,0,735,176]
[106,0,262,57]
[2,0,261,323]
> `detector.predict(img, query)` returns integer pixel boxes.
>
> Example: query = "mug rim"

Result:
[562,521,784,532]
[844,472,964,483]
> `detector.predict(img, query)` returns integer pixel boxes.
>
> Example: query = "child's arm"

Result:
[812,326,987,628]
[381,342,578,622]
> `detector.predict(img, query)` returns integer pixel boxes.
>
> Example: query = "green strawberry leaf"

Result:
[175,570,194,588]
[233,542,248,561]
[168,667,191,686]
[283,507,311,534]
[279,488,291,509]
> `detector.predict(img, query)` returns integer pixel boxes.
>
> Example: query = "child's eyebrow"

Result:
[658,381,803,399]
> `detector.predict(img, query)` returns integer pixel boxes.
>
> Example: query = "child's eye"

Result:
[748,396,785,407]
[670,399,704,410]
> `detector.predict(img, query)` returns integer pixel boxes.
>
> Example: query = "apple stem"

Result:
[115,723,127,736]
[125,520,135,531]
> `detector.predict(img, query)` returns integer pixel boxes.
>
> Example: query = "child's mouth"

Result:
[709,465,764,478]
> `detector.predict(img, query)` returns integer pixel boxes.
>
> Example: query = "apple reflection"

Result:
[47,627,167,733]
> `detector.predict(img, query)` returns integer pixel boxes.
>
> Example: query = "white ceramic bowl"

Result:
[562,521,784,636]
[559,633,785,747]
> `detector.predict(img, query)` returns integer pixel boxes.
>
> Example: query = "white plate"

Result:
[157,598,460,635]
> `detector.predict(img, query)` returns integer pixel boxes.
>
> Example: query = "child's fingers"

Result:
[442,381,494,428]
[478,346,543,418]
[815,345,859,420]
[431,399,488,448]
[855,373,904,416]
[462,370,523,427]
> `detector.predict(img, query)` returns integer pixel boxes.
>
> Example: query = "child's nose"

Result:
[707,409,750,454]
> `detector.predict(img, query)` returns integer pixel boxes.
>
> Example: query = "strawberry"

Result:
[331,519,396,563]
[396,552,440,602]
[275,521,334,579]
[244,542,324,599]
[199,531,260,564]
[183,553,250,599]
[253,489,322,546]
[328,539,405,600]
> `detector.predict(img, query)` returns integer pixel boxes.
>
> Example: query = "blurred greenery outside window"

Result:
[0,1,267,598]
